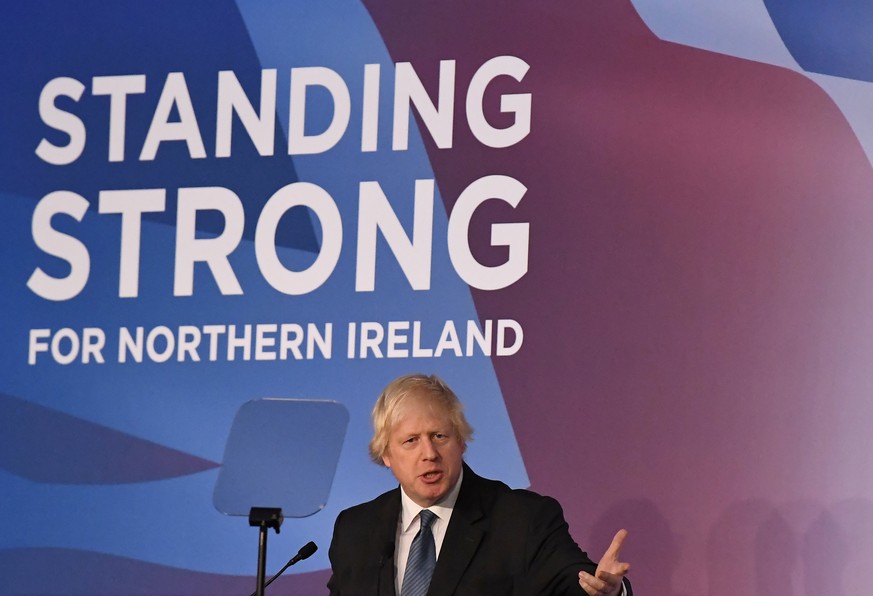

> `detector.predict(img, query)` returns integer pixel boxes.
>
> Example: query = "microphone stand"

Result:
[249,507,283,596]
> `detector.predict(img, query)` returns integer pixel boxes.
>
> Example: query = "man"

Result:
[328,374,632,595]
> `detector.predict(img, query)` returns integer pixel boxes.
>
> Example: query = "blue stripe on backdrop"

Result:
[0,0,527,585]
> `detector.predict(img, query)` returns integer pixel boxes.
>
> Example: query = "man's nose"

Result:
[420,437,439,459]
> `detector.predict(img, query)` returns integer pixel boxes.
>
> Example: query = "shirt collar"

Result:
[399,465,464,532]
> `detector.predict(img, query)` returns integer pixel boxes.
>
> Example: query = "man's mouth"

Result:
[420,470,443,483]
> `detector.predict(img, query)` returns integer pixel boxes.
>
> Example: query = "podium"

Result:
[213,398,349,595]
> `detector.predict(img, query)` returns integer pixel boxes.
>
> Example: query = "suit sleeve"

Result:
[524,496,633,596]
[522,495,598,594]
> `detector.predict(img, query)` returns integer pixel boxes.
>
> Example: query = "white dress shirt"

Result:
[394,467,463,594]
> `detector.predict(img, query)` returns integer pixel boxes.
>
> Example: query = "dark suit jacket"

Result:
[327,463,632,595]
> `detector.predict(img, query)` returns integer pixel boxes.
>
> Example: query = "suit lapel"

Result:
[375,490,402,596]
[427,464,489,595]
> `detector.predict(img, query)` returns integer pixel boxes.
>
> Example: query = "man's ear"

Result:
[382,452,391,468]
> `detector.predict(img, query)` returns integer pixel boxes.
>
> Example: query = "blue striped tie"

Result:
[402,509,437,596]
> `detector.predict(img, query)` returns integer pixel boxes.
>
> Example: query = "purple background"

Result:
[365,1,873,593]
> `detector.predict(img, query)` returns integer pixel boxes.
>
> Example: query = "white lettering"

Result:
[140,72,206,160]
[174,187,244,296]
[356,179,434,291]
[288,66,351,155]
[98,188,166,298]
[92,75,147,162]
[27,191,91,301]
[448,175,529,290]
[393,60,455,150]
[36,77,86,165]
[216,69,277,157]
[466,56,531,148]
[255,182,342,295]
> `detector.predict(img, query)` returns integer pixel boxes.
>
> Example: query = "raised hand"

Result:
[578,529,630,596]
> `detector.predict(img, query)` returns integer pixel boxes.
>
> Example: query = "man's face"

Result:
[382,394,465,508]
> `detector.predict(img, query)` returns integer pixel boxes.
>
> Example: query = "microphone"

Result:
[249,541,318,596]
[287,541,318,566]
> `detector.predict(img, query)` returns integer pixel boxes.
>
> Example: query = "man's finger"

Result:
[602,528,628,561]
[578,570,609,595]
[595,567,629,583]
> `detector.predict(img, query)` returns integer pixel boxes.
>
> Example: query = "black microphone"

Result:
[249,541,318,596]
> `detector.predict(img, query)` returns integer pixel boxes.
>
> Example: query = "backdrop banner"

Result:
[3,1,873,594]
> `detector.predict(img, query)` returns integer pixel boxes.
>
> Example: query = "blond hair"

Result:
[368,373,474,465]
